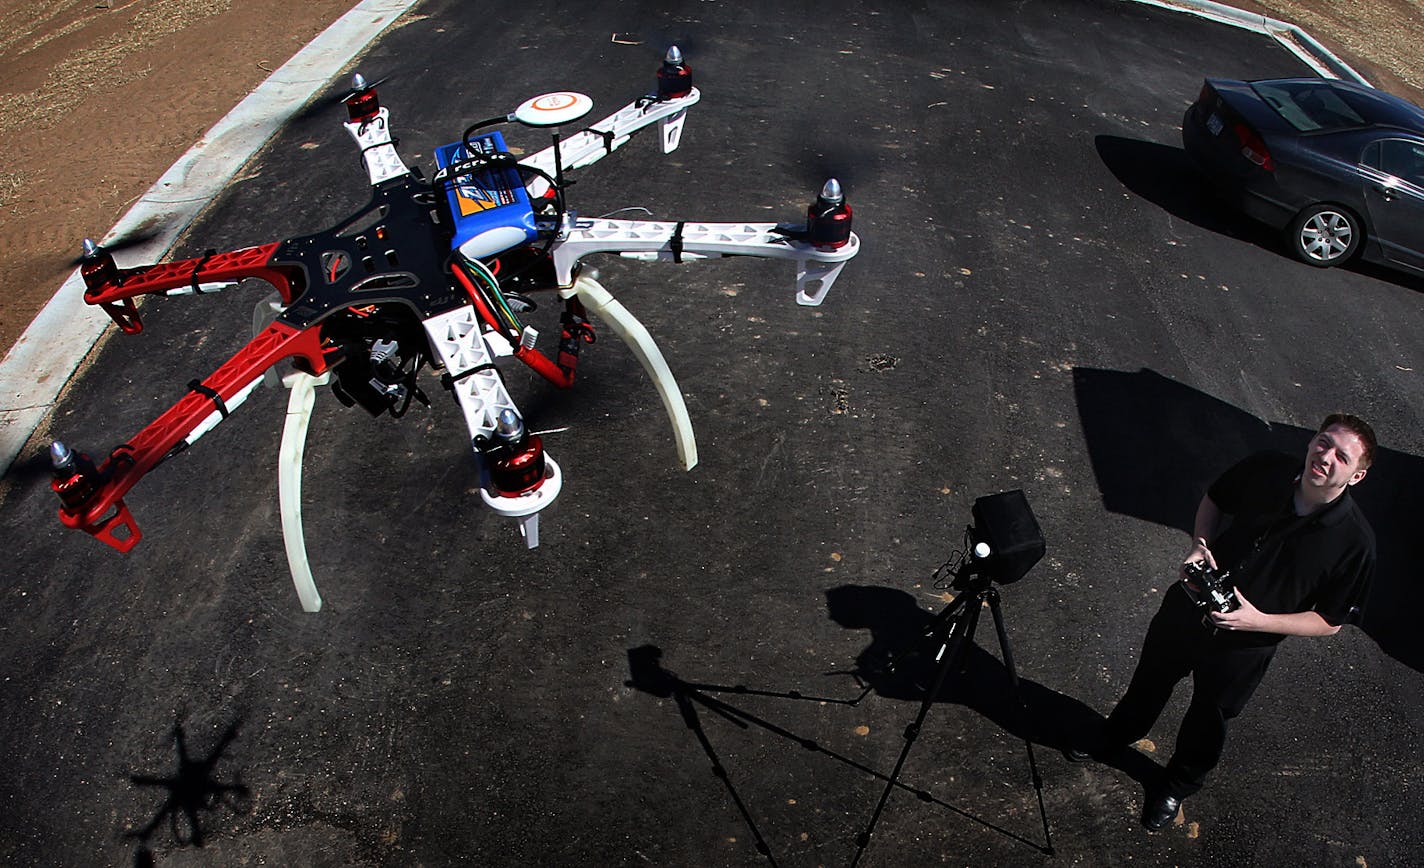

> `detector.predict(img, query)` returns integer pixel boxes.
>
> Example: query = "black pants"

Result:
[1105,585,1277,799]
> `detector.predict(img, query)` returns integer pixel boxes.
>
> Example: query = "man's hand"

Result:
[1180,537,1216,583]
[1208,587,1267,631]
[1207,587,1343,637]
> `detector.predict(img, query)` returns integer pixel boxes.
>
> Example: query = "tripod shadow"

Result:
[125,716,251,866]
[626,642,1061,863]
[1074,367,1424,673]
[826,584,1161,791]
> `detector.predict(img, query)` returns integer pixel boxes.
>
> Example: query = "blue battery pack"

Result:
[435,131,539,259]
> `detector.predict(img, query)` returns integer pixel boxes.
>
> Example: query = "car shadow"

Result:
[1073,366,1424,674]
[1094,134,1274,246]
[1343,257,1424,295]
[1096,134,1424,295]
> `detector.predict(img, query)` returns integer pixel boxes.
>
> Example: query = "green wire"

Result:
[461,255,522,335]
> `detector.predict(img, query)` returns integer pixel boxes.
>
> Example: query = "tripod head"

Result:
[933,490,1045,593]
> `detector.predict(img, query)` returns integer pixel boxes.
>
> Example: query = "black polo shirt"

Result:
[1205,450,1375,646]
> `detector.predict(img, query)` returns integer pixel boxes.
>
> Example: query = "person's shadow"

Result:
[825,584,1162,791]
[1073,367,1424,673]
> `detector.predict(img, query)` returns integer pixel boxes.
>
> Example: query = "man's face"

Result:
[1303,424,1369,493]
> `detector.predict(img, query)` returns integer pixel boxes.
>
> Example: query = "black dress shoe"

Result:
[1143,793,1182,830]
[1063,738,1125,763]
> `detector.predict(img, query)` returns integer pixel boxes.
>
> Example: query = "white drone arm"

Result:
[344,107,411,185]
[520,89,700,182]
[421,306,561,547]
[550,217,862,306]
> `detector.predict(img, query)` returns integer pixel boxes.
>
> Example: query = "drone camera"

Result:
[807,179,853,250]
[367,338,408,402]
[656,45,693,99]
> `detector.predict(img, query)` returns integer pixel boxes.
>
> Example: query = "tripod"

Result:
[849,571,1053,864]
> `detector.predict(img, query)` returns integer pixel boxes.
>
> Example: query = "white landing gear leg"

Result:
[563,274,698,470]
[279,370,330,612]
[255,292,330,612]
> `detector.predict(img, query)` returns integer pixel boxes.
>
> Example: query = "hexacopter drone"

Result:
[49,48,860,610]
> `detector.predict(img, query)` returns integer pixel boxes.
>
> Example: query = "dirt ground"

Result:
[0,0,353,353]
[0,0,1421,355]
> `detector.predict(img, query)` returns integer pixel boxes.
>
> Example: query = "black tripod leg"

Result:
[849,592,969,706]
[851,592,985,867]
[985,589,1055,856]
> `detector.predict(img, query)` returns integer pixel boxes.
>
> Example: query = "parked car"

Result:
[1183,76,1424,274]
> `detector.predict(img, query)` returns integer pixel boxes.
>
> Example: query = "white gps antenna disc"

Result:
[513,91,594,127]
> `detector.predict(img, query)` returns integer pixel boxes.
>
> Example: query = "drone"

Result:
[48,48,860,611]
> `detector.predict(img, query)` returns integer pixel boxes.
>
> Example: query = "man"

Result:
[1075,414,1377,830]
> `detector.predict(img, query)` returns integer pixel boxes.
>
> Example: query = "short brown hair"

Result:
[1320,413,1377,469]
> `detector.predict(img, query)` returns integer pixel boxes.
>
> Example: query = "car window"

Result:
[1363,139,1424,188]
[1252,81,1368,131]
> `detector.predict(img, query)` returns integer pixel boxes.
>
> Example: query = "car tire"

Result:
[1288,204,1362,267]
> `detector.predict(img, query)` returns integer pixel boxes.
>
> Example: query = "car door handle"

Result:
[1375,185,1397,201]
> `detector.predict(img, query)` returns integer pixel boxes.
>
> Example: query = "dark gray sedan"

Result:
[1183,76,1424,274]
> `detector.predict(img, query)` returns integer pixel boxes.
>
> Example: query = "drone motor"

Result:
[656,46,693,99]
[807,178,854,249]
[482,408,547,496]
[50,441,104,512]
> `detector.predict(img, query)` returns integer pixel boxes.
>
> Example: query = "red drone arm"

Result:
[83,243,298,334]
[56,321,330,552]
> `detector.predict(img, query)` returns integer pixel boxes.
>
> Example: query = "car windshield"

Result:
[1251,80,1368,131]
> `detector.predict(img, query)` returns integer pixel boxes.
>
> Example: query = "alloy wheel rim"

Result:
[1301,211,1353,262]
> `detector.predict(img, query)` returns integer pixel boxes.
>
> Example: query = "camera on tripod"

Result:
[1181,560,1238,614]
[938,490,1046,592]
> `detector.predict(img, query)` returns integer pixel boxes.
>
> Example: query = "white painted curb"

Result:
[0,0,422,475]
[1131,0,1370,84]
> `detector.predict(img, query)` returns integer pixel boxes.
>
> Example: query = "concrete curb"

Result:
[1131,0,1371,85]
[0,0,1370,478]
[0,0,422,476]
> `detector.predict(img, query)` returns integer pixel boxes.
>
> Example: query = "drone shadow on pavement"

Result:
[1073,366,1424,674]
[124,715,251,867]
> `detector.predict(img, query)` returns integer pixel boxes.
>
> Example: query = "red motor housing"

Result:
[807,179,853,249]
[656,46,692,100]
[490,434,547,496]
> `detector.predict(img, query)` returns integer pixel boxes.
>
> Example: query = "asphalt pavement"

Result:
[1,0,1421,865]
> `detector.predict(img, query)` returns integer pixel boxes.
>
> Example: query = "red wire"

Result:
[451,261,508,336]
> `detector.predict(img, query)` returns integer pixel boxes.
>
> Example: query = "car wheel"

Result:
[1288,205,1361,267]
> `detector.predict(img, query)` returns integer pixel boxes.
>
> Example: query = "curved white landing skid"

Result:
[278,370,330,612]
[564,275,697,471]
